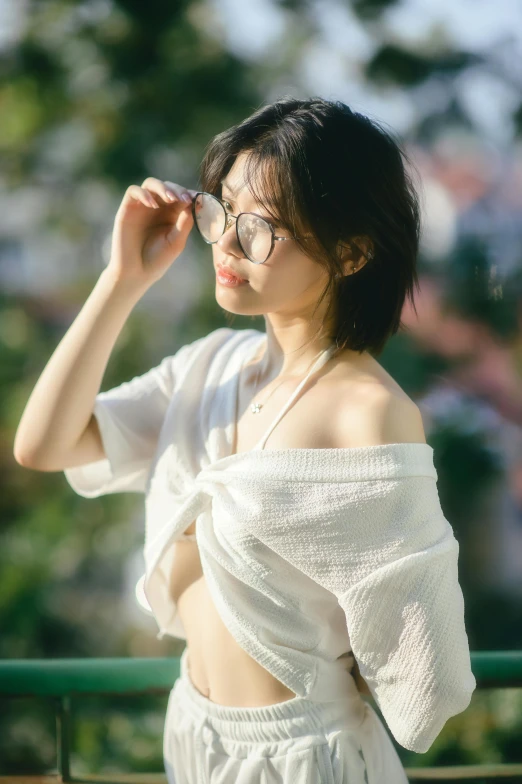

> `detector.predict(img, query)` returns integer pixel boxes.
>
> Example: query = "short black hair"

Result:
[199,96,422,357]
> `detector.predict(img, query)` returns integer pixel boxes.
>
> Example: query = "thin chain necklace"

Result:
[246,342,329,414]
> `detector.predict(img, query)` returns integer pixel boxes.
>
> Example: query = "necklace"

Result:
[245,341,330,414]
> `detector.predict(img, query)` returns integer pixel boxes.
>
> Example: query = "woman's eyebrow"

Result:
[221,179,279,208]
[220,180,283,225]
[220,179,240,195]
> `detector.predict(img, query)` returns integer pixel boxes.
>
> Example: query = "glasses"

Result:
[191,191,302,264]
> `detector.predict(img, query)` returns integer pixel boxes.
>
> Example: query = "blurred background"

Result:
[1,0,522,777]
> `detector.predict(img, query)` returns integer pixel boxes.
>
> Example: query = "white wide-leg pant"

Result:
[163,646,408,784]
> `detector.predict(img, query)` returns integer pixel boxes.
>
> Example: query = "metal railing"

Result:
[0,651,521,782]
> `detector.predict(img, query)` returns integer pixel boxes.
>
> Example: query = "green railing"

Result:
[1,651,521,783]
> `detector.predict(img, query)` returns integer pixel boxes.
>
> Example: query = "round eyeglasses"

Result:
[191,191,302,264]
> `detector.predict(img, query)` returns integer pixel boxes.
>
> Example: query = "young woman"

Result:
[15,97,476,784]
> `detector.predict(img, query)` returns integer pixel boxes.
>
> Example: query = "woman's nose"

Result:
[216,217,242,256]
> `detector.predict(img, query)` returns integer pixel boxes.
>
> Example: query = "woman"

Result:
[14,97,476,783]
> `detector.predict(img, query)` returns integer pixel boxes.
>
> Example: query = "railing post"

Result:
[56,695,72,783]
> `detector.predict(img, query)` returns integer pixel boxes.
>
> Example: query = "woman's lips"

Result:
[216,266,248,286]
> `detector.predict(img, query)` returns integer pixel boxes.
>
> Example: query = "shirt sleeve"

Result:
[336,521,476,753]
[252,473,477,754]
[328,478,476,753]
[63,342,194,497]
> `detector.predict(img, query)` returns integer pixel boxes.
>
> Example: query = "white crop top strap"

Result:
[180,338,335,540]
[253,343,337,452]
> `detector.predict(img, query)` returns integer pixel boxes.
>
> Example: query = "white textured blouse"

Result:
[64,326,476,754]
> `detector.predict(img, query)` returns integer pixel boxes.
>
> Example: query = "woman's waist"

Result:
[179,580,298,706]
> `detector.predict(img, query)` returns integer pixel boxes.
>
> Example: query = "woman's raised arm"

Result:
[13,177,195,471]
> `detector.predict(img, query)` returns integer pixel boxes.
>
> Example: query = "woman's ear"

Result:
[337,236,374,278]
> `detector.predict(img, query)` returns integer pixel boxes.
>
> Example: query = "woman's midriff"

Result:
[170,534,298,707]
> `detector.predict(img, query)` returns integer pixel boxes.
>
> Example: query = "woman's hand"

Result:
[107,177,197,288]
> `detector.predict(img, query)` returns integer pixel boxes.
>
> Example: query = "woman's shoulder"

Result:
[326,353,427,449]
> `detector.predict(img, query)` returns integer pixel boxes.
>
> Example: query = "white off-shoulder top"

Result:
[64,326,476,753]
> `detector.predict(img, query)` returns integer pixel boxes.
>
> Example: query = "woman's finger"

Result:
[125,184,159,209]
[142,177,193,206]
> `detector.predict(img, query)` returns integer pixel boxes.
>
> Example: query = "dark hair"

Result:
[198,96,422,357]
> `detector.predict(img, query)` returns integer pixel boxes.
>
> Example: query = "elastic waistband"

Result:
[172,647,367,744]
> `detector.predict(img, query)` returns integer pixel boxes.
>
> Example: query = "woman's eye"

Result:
[223,200,233,211]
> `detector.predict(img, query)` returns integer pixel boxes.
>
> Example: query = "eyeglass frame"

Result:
[191,191,304,264]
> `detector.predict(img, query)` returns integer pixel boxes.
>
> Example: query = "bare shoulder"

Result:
[327,355,427,448]
[365,387,427,445]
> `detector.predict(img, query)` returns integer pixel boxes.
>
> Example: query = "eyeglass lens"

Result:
[194,193,272,263]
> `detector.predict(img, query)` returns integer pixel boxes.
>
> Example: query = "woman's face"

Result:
[211,152,331,322]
